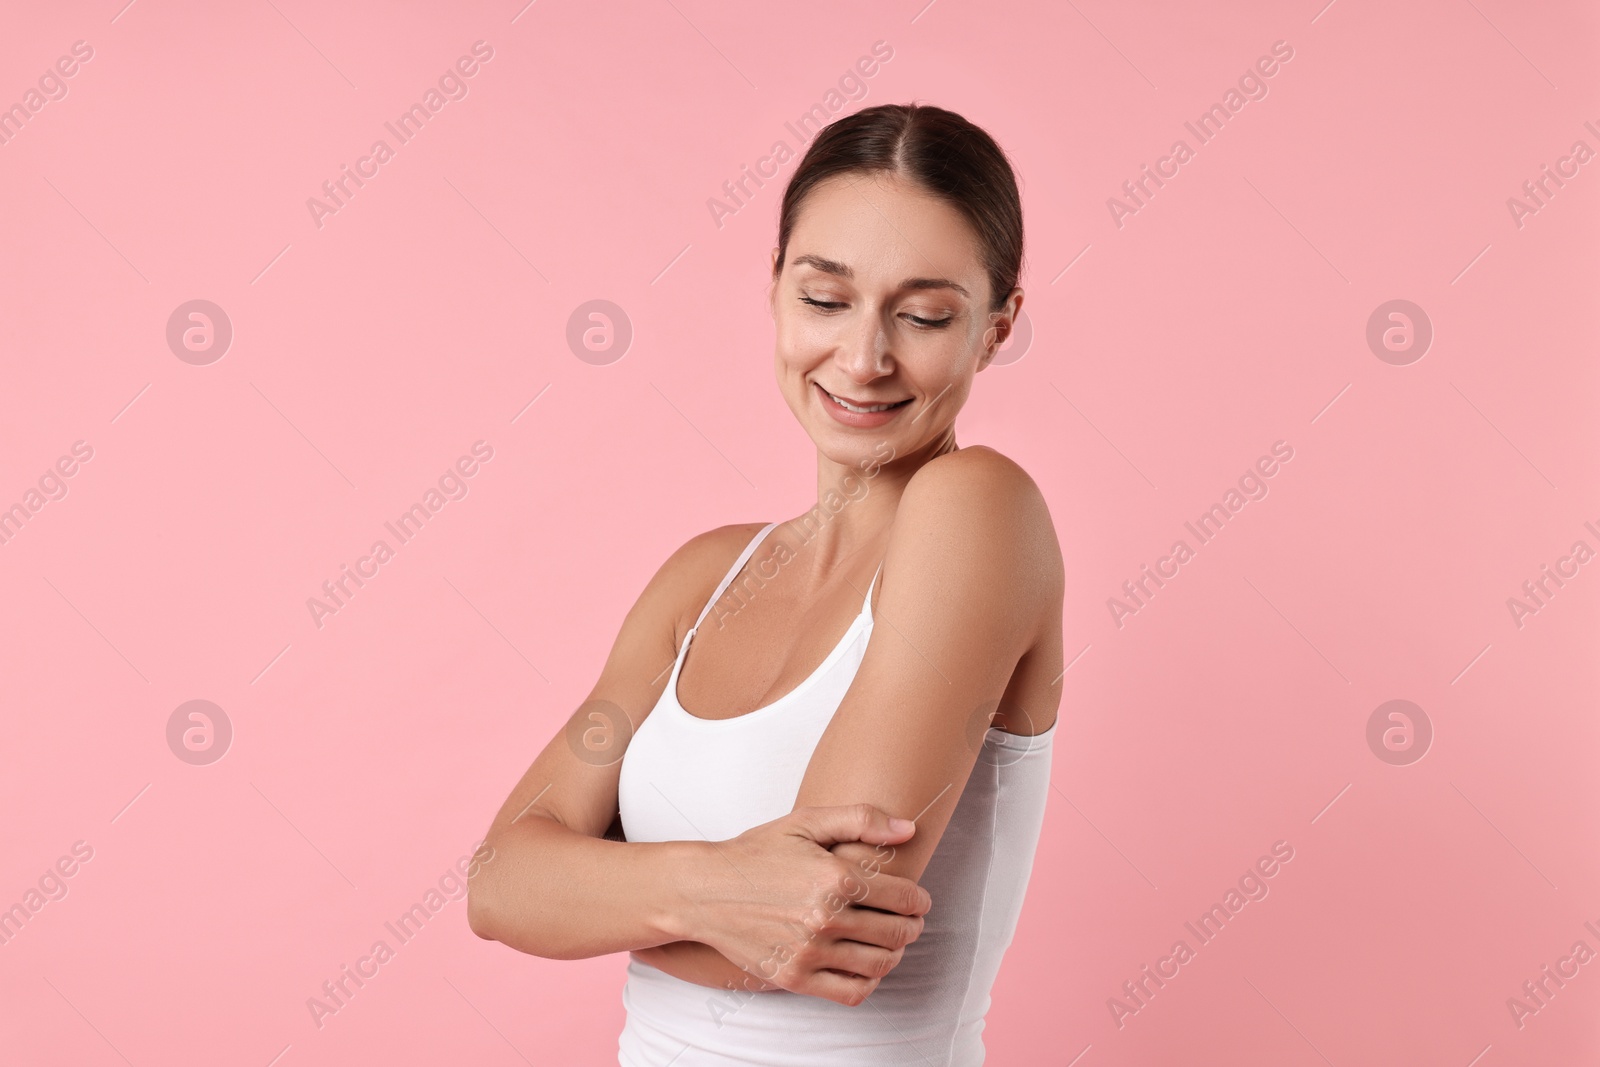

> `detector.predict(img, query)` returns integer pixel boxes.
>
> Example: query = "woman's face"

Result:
[769,170,1018,465]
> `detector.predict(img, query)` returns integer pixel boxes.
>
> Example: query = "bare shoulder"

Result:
[657,521,771,639]
[896,445,1063,588]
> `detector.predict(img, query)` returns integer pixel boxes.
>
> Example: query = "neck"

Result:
[781,427,959,585]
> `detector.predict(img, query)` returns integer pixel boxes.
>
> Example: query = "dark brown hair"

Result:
[772,102,1024,313]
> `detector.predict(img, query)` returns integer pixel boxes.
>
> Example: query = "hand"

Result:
[677,803,932,1007]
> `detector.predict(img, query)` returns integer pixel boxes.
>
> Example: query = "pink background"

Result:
[3,1,1597,1063]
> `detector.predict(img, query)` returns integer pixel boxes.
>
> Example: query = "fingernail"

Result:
[889,817,915,833]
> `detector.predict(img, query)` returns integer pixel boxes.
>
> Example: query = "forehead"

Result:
[787,171,984,292]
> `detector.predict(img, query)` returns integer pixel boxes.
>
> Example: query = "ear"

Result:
[978,288,1024,371]
[767,247,782,317]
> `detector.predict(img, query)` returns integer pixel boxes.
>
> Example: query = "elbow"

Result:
[467,876,505,942]
[467,890,497,942]
[466,876,576,959]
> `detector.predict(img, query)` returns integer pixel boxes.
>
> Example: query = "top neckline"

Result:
[670,522,881,725]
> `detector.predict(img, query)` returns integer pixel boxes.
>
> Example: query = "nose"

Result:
[836,305,892,383]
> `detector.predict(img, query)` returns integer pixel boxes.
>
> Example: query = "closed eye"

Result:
[799,296,953,329]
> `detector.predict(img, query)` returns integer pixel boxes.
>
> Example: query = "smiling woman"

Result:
[468,103,1065,1066]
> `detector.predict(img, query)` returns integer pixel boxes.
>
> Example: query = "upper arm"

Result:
[792,447,1062,883]
[482,527,738,844]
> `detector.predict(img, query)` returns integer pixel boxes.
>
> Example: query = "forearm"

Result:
[632,942,779,992]
[468,813,712,960]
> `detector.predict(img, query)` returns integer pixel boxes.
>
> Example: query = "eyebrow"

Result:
[790,254,971,299]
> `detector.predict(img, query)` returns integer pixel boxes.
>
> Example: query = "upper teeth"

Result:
[827,389,898,413]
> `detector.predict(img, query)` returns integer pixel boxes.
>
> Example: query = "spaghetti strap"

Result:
[863,560,884,616]
[692,522,780,631]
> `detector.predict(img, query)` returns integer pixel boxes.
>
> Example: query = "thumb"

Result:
[790,803,916,849]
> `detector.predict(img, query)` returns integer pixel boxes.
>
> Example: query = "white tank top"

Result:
[616,521,1055,1066]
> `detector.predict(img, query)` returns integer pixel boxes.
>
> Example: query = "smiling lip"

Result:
[817,385,911,409]
[814,382,912,427]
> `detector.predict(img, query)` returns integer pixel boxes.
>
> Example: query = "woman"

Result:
[469,102,1064,1066]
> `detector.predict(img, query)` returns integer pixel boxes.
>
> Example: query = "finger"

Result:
[790,803,916,849]
[815,940,905,981]
[852,871,932,917]
[829,907,923,952]
[791,967,879,1007]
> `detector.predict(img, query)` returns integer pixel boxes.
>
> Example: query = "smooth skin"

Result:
[468,169,1065,1009]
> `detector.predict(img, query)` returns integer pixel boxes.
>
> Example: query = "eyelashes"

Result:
[798,296,953,330]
